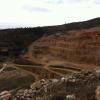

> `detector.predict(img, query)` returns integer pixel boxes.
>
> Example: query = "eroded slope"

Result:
[26,27,100,69]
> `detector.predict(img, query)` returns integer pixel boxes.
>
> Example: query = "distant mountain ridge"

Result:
[1,17,100,31]
[0,17,100,42]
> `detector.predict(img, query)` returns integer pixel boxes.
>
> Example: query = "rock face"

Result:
[65,94,76,100]
[95,86,100,100]
[9,68,100,100]
[0,91,11,100]
[27,27,100,68]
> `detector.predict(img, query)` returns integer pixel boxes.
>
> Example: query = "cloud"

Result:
[94,0,100,4]
[0,0,100,28]
[44,0,63,4]
[24,6,51,13]
[44,0,90,4]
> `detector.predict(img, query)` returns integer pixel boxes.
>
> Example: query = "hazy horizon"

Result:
[0,0,100,29]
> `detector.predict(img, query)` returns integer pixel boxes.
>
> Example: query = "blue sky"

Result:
[0,0,100,28]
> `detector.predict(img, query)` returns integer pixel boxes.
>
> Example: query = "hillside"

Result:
[0,18,100,58]
[0,65,35,91]
[0,18,100,77]
[25,18,100,70]
[0,18,100,100]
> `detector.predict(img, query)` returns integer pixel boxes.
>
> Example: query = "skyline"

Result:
[0,0,100,28]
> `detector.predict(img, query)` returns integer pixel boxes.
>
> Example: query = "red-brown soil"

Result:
[25,27,100,70]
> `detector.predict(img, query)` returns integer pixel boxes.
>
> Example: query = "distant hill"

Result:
[0,17,100,66]
[24,18,100,68]
[0,17,100,46]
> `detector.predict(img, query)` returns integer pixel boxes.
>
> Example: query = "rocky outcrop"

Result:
[9,68,100,100]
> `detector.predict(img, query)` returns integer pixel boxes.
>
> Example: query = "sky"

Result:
[0,0,100,28]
